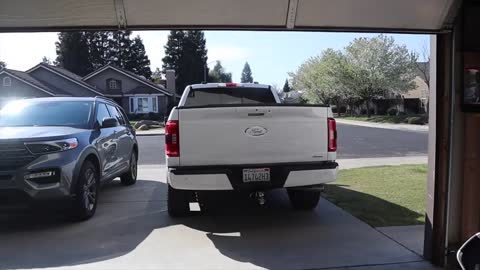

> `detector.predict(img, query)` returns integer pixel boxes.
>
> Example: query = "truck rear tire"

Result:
[167,185,191,217]
[287,189,320,210]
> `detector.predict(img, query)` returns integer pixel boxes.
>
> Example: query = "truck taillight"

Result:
[328,118,337,152]
[165,120,179,157]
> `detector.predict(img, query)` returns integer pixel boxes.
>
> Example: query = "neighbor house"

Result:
[0,63,177,118]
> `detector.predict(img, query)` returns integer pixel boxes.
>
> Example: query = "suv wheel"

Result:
[121,151,137,186]
[71,160,99,221]
[168,185,191,217]
[287,189,320,210]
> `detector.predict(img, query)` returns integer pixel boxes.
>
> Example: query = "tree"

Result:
[283,79,291,93]
[343,35,418,117]
[0,60,6,69]
[56,31,152,78]
[290,48,351,107]
[209,61,232,83]
[415,43,430,90]
[162,30,208,94]
[241,62,253,83]
[41,56,53,65]
[152,67,163,84]
[123,35,152,79]
[55,32,93,76]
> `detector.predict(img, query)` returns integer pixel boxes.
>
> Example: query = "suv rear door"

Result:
[95,103,119,176]
[106,104,133,171]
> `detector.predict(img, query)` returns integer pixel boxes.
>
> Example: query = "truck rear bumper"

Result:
[167,161,338,191]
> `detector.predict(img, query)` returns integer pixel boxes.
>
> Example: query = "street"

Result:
[138,124,428,165]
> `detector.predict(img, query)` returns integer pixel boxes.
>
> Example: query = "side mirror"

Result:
[457,233,480,270]
[101,117,118,128]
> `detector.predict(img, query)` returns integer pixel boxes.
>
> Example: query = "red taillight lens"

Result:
[165,120,179,157]
[328,118,337,152]
[226,83,237,87]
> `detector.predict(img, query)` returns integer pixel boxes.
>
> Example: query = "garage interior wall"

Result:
[427,0,480,267]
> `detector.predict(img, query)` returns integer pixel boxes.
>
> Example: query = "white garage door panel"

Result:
[0,0,117,28]
[124,0,289,26]
[0,0,457,31]
[295,0,453,30]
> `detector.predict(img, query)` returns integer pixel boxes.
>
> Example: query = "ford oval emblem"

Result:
[245,126,268,137]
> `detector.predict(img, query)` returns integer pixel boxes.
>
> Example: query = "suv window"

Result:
[0,100,93,128]
[184,87,276,107]
[116,107,130,126]
[107,104,125,126]
[96,103,111,126]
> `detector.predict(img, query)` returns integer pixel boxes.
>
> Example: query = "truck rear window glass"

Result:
[183,87,276,107]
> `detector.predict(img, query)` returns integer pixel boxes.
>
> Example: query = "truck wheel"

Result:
[287,189,320,210]
[168,185,191,217]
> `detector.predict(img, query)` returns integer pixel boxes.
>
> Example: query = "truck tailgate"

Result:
[178,106,330,166]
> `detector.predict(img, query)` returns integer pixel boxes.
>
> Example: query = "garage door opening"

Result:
[0,28,438,270]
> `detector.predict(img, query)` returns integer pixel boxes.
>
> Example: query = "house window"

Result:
[152,97,157,112]
[3,77,11,87]
[108,79,120,90]
[129,96,159,114]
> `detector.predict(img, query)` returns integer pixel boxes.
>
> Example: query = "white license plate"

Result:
[242,168,270,183]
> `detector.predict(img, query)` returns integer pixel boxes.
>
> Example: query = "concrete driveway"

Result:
[0,166,436,270]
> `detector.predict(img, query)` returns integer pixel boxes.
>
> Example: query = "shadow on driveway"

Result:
[0,179,171,269]
[0,180,424,270]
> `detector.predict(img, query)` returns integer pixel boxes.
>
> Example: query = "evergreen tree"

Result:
[0,60,5,69]
[124,35,152,79]
[56,31,152,78]
[283,79,291,93]
[162,30,208,94]
[55,32,93,76]
[240,62,253,83]
[209,61,232,83]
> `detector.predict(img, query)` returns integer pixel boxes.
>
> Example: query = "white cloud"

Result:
[0,33,58,70]
[208,46,251,63]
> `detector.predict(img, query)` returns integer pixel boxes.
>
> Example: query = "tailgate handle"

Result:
[248,112,265,116]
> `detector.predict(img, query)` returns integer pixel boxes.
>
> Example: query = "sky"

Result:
[0,31,430,87]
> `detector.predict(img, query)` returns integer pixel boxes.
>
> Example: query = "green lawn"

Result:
[339,114,427,125]
[323,165,427,227]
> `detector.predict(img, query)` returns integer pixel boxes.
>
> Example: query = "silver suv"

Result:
[0,97,138,220]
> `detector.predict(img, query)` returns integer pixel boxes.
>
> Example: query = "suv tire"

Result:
[287,189,320,210]
[168,185,191,217]
[121,151,137,186]
[71,160,99,221]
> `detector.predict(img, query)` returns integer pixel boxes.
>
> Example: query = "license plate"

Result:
[242,168,270,183]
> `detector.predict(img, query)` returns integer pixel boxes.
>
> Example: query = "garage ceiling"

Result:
[0,0,458,32]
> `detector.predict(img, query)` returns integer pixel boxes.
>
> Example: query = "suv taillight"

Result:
[165,120,179,157]
[328,118,337,152]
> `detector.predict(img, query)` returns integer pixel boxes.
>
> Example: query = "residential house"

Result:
[0,63,176,118]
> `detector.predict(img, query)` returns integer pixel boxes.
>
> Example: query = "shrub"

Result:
[407,116,425,125]
[387,108,398,116]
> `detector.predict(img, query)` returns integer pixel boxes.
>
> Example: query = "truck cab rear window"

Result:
[184,87,276,107]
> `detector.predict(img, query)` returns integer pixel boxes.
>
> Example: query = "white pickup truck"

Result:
[165,83,338,216]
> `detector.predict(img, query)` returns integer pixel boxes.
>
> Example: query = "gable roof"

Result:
[83,64,172,96]
[26,63,104,96]
[0,69,57,96]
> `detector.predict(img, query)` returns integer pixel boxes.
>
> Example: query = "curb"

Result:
[136,132,165,137]
[336,119,429,132]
